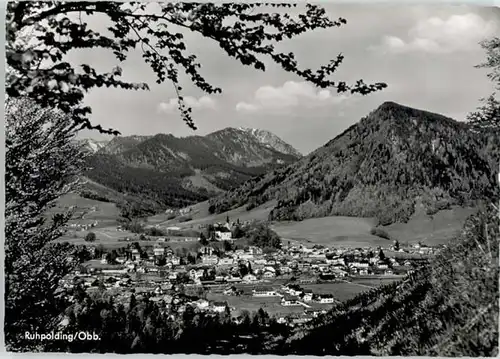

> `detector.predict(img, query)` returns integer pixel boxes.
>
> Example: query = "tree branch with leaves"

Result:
[6,1,387,134]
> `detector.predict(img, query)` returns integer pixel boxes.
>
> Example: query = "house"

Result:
[276,317,287,324]
[242,274,257,283]
[239,253,254,261]
[248,246,263,255]
[218,257,234,266]
[283,284,302,296]
[253,287,279,297]
[212,302,227,313]
[281,296,300,306]
[189,268,205,280]
[215,231,232,241]
[302,289,314,302]
[154,247,165,257]
[195,299,210,310]
[223,287,237,295]
[101,267,129,275]
[131,249,140,261]
[199,246,215,256]
[202,255,219,265]
[169,256,180,266]
[317,294,335,304]
[215,275,226,282]
[350,261,369,269]
[263,271,275,279]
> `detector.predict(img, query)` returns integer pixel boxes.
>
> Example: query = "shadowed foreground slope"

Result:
[285,204,499,356]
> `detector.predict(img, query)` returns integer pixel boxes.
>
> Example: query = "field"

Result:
[383,206,477,246]
[271,216,385,248]
[350,277,401,287]
[151,201,276,230]
[300,281,380,302]
[54,191,474,250]
[50,193,120,228]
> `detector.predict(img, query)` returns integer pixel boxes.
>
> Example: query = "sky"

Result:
[74,3,500,155]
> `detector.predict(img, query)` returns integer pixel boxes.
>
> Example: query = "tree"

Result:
[85,232,97,242]
[5,97,86,351]
[476,37,500,89]
[394,240,400,251]
[199,232,208,246]
[378,248,386,261]
[248,223,281,249]
[467,38,500,132]
[467,93,500,133]
[223,240,233,252]
[6,2,386,134]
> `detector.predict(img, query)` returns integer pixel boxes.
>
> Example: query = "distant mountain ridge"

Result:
[77,138,109,153]
[208,102,498,225]
[237,127,302,157]
[81,127,301,212]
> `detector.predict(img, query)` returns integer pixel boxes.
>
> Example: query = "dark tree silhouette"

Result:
[85,232,97,242]
[5,98,87,351]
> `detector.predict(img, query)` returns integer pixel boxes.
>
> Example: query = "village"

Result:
[59,215,439,326]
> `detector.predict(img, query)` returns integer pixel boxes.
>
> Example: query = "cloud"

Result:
[158,95,217,113]
[235,81,350,113]
[372,13,497,54]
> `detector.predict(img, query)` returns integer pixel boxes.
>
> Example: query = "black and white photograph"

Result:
[4,1,500,356]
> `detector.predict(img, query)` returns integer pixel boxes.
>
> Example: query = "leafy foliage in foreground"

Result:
[209,102,498,225]
[6,2,385,133]
[4,98,91,351]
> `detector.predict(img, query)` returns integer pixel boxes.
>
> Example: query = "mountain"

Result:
[208,102,498,225]
[82,128,301,213]
[77,138,109,153]
[99,135,152,155]
[237,127,302,157]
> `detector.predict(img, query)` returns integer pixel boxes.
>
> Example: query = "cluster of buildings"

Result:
[61,215,438,326]
[251,284,337,306]
[68,220,99,231]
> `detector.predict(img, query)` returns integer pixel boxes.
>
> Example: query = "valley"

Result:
[52,101,497,354]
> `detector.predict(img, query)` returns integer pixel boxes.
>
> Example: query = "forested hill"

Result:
[208,101,499,225]
[82,128,301,212]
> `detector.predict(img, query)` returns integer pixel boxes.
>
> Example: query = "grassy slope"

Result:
[159,199,477,247]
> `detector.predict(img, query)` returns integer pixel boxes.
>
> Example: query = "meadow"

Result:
[270,216,384,248]
[383,206,477,246]
[50,193,120,228]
